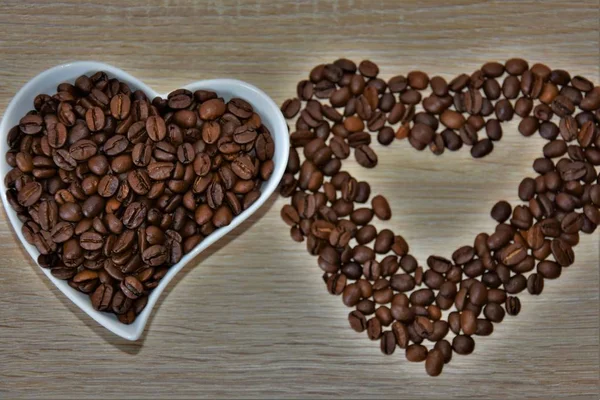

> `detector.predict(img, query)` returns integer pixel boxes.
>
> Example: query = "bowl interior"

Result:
[0,61,289,340]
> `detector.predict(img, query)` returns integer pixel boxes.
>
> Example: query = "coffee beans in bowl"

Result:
[3,70,277,327]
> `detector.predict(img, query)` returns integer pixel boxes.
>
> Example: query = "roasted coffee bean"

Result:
[59,202,83,222]
[326,273,346,295]
[471,138,493,158]
[374,229,394,254]
[410,123,435,148]
[352,245,375,264]
[197,99,225,120]
[552,95,576,117]
[366,317,382,340]
[346,133,370,151]
[426,256,451,274]
[280,205,300,227]
[438,129,460,151]
[452,334,475,355]
[141,245,168,267]
[379,331,396,355]
[560,211,584,233]
[50,221,74,243]
[18,181,43,207]
[350,208,373,226]
[374,305,393,326]
[145,115,167,141]
[505,296,521,316]
[20,114,44,135]
[405,344,428,362]
[342,283,361,307]
[390,273,416,292]
[410,315,433,339]
[110,290,132,315]
[469,281,488,306]
[356,225,376,244]
[526,273,544,295]
[500,242,527,266]
[458,124,477,146]
[110,93,131,119]
[410,288,434,306]
[460,310,477,335]
[483,302,505,323]
[440,110,465,130]
[551,239,575,266]
[354,145,377,168]
[371,195,391,220]
[120,276,144,299]
[91,283,114,311]
[452,246,475,266]
[281,98,301,118]
[518,178,536,201]
[79,231,104,251]
[85,107,105,132]
[504,274,527,294]
[348,310,367,332]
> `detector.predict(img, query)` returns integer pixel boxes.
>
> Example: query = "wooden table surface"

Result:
[0,1,598,398]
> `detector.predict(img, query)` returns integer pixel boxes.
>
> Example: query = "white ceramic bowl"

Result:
[0,61,289,340]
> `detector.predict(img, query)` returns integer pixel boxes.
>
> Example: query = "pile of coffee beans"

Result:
[4,72,275,324]
[279,58,599,376]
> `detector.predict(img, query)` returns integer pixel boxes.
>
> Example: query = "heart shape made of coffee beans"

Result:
[1,61,289,340]
[277,58,600,376]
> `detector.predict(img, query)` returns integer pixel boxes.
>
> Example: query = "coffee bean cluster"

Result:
[4,72,275,324]
[279,58,599,376]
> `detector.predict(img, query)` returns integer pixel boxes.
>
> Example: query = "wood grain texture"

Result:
[0,0,599,398]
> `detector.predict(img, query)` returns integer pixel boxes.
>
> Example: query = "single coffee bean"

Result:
[146,116,167,141]
[281,98,301,118]
[120,276,144,299]
[103,135,129,156]
[475,319,494,336]
[505,296,521,316]
[458,124,478,146]
[354,145,378,168]
[91,283,114,311]
[536,259,562,280]
[371,195,391,220]
[504,273,527,294]
[483,302,505,323]
[551,238,575,266]
[380,331,396,355]
[18,181,42,207]
[85,107,105,132]
[452,334,475,355]
[410,123,435,147]
[110,93,131,119]
[518,178,536,201]
[80,231,104,251]
[458,310,475,335]
[405,344,428,362]
[452,246,475,266]
[366,317,382,340]
[142,245,168,266]
[111,290,133,315]
[342,283,361,307]
[471,139,493,158]
[527,273,544,295]
[348,310,367,332]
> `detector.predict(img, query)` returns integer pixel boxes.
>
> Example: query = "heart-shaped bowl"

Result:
[0,61,289,340]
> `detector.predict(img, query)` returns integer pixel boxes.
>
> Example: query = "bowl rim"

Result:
[0,61,289,340]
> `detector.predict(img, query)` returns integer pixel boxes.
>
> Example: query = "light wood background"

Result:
[0,1,598,398]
